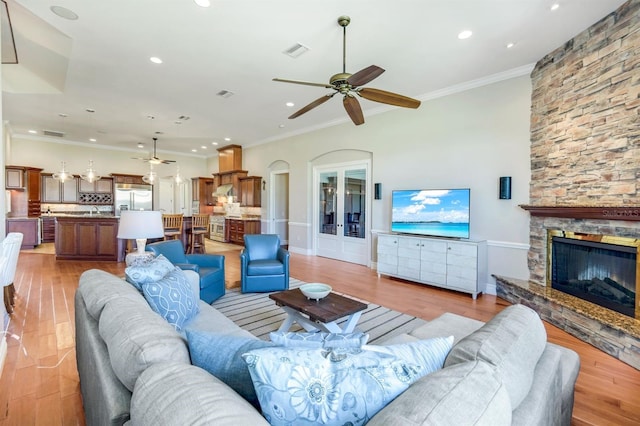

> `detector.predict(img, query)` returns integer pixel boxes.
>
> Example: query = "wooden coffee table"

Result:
[269,287,368,333]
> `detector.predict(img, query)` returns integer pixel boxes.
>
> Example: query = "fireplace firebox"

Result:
[547,231,639,319]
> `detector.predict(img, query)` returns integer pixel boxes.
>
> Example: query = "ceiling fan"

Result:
[273,15,421,126]
[131,137,176,164]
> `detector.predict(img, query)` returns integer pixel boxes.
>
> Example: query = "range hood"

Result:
[214,184,233,196]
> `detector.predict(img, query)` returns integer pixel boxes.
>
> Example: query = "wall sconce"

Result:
[374,183,381,200]
[499,177,512,200]
[263,180,266,191]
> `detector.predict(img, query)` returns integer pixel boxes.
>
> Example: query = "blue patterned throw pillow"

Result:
[125,254,175,291]
[141,267,199,331]
[242,336,454,425]
[186,330,276,408]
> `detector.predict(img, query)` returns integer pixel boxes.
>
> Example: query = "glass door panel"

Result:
[344,169,366,239]
[319,171,337,235]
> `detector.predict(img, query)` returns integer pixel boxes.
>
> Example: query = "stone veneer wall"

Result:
[528,0,640,284]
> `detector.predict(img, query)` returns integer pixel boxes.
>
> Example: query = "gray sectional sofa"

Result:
[75,268,580,425]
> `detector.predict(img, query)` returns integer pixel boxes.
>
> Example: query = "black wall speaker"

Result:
[374,183,381,200]
[499,176,512,200]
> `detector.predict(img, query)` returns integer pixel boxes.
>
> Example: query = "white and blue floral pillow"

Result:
[141,267,199,331]
[125,254,175,291]
[242,336,454,425]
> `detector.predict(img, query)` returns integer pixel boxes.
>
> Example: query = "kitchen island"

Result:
[54,215,120,261]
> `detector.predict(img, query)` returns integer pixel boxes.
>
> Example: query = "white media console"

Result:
[377,233,487,299]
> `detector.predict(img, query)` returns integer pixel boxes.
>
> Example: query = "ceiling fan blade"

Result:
[357,87,421,109]
[289,94,335,119]
[347,65,385,87]
[343,95,364,125]
[273,78,334,89]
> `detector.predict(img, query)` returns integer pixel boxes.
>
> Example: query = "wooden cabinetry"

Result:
[79,177,113,193]
[226,219,261,245]
[217,144,243,172]
[377,234,487,299]
[42,174,79,203]
[239,176,262,207]
[214,170,248,200]
[192,177,215,205]
[41,216,56,243]
[110,174,145,185]
[6,218,39,249]
[55,217,119,261]
[5,167,24,189]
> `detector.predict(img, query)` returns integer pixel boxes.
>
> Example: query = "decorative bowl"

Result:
[300,283,332,300]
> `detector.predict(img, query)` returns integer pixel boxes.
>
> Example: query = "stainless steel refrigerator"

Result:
[114,184,153,215]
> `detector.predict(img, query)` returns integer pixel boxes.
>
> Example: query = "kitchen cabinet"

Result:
[55,216,119,261]
[217,144,243,172]
[213,170,247,200]
[226,219,260,245]
[192,177,215,204]
[42,174,79,203]
[110,173,146,185]
[5,167,24,189]
[6,218,39,249]
[377,233,487,299]
[25,167,43,217]
[239,176,262,207]
[79,177,113,193]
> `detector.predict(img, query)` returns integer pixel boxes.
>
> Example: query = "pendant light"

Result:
[52,161,72,183]
[174,164,183,184]
[81,160,101,183]
[142,163,156,184]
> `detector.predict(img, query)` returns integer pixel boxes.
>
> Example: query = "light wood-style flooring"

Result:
[1,242,639,425]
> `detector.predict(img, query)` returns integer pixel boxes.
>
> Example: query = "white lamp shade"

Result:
[117,210,164,240]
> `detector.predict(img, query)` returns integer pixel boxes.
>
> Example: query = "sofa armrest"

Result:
[186,254,224,269]
[176,263,199,272]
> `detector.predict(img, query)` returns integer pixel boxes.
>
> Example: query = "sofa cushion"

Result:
[98,297,190,391]
[368,360,512,426]
[186,330,276,407]
[125,254,175,291]
[79,269,148,321]
[269,331,369,349]
[242,336,453,426]
[129,362,269,426]
[444,304,547,409]
[141,267,200,331]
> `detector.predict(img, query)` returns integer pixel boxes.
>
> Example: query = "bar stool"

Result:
[162,214,184,241]
[188,214,209,254]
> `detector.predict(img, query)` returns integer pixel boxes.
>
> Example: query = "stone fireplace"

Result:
[494,0,640,370]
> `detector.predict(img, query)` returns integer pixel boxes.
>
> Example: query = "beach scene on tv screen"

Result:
[391,189,470,238]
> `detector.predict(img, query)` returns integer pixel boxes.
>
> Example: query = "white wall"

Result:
[244,75,532,284]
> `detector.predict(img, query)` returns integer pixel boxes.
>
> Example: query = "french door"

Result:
[315,161,370,265]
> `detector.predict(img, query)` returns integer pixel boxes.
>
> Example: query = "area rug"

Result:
[211,278,427,343]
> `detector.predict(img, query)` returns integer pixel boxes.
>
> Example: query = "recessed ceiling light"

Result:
[137,143,145,148]
[28,130,37,134]
[194,0,211,7]
[550,3,560,11]
[191,149,198,152]
[506,42,515,49]
[279,124,285,128]
[50,6,78,20]
[211,141,218,146]
[201,146,207,149]
[286,102,295,107]
[89,138,97,142]
[150,57,163,64]
[458,30,473,40]
[224,137,231,142]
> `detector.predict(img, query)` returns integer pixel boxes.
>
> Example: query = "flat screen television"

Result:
[391,189,470,239]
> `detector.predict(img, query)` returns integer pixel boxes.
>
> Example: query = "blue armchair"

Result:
[146,239,225,303]
[240,234,289,293]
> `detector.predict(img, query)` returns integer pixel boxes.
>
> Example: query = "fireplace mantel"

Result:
[520,205,640,221]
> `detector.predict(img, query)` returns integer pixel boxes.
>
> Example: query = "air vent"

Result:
[216,90,235,98]
[283,42,310,58]
[43,130,65,137]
